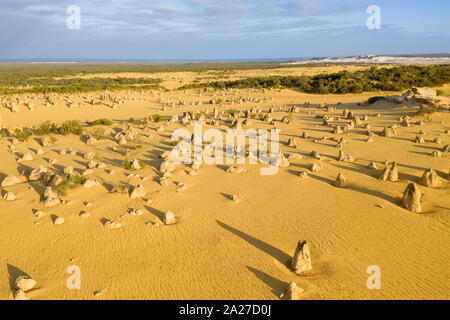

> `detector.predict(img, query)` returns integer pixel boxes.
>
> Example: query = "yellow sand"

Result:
[0,67,449,300]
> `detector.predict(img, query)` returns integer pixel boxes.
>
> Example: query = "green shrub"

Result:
[58,120,83,135]
[122,157,145,170]
[15,128,33,142]
[89,127,105,140]
[68,175,87,185]
[133,118,149,125]
[122,158,132,170]
[227,109,237,116]
[436,89,445,96]
[151,114,165,122]
[90,118,113,126]
[130,144,143,151]
[180,65,450,95]
[36,120,57,135]
[54,180,69,196]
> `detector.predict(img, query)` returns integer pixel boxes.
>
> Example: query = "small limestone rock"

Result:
[287,138,297,148]
[1,175,21,187]
[13,289,29,300]
[131,159,141,170]
[93,290,103,297]
[414,135,425,144]
[20,152,33,161]
[3,192,17,201]
[291,240,312,275]
[311,163,323,173]
[379,162,399,182]
[298,170,308,178]
[129,209,144,216]
[176,182,187,192]
[97,162,106,169]
[63,166,74,175]
[86,136,98,145]
[42,187,60,207]
[333,173,346,188]
[130,184,146,199]
[310,150,321,160]
[15,276,37,292]
[84,152,96,160]
[40,136,52,147]
[402,183,422,213]
[82,169,94,176]
[29,166,48,181]
[420,168,442,188]
[285,282,304,300]
[88,160,98,169]
[226,166,247,174]
[431,150,442,158]
[34,210,44,218]
[82,179,101,189]
[53,216,65,225]
[368,161,378,169]
[164,210,176,225]
[79,211,91,218]
[160,160,176,174]
[104,220,122,230]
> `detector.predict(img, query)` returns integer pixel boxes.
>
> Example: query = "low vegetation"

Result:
[0,119,85,141]
[57,120,83,135]
[151,114,165,122]
[180,65,450,94]
[54,174,87,196]
[89,127,105,140]
[122,158,146,170]
[14,128,34,142]
[90,118,113,126]
[0,75,164,95]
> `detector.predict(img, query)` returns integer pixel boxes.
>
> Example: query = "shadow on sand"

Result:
[246,266,287,298]
[216,220,291,267]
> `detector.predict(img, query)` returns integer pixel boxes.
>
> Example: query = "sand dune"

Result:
[0,68,449,300]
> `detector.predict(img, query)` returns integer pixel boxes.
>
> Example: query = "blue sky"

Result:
[1,0,449,60]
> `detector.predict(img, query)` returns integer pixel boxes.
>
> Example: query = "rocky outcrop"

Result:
[379,162,399,182]
[369,87,449,108]
[420,168,442,188]
[130,184,146,199]
[1,175,21,187]
[402,183,422,213]
[291,240,312,275]
[333,173,346,188]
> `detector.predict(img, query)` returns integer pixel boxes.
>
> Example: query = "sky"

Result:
[0,0,449,61]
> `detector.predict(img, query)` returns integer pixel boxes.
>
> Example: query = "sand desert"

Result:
[0,64,449,300]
